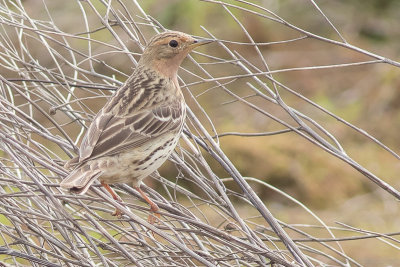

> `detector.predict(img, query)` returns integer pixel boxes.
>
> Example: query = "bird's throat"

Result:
[150,59,179,80]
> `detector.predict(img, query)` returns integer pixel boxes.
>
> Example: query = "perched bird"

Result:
[61,31,212,219]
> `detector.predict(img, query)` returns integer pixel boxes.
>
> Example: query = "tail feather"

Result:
[60,167,103,195]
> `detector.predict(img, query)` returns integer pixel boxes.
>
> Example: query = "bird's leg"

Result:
[134,186,160,224]
[101,181,123,217]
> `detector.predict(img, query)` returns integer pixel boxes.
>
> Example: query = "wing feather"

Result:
[77,100,184,162]
[79,112,113,160]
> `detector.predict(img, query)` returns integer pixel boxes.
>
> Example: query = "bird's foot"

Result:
[112,208,124,217]
[101,181,124,217]
[134,186,160,224]
[147,205,160,224]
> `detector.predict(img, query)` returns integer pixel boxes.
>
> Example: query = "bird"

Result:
[60,31,212,220]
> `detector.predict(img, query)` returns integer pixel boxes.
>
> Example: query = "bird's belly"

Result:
[97,133,180,186]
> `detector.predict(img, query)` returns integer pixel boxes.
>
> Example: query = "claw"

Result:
[112,208,123,217]
[148,211,161,224]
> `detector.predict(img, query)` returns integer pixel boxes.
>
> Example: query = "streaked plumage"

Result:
[60,31,211,216]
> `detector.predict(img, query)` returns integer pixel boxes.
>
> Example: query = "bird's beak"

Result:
[190,38,214,48]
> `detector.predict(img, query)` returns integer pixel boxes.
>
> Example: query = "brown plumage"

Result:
[60,31,212,218]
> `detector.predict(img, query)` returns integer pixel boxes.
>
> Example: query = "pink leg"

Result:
[101,181,123,217]
[134,186,160,224]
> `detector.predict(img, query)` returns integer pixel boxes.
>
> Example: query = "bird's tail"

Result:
[60,166,103,195]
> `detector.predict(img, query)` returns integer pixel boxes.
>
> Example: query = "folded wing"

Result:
[78,100,184,163]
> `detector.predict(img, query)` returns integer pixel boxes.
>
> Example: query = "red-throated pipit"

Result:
[60,31,212,220]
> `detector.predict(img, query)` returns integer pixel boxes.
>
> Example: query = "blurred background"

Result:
[1,0,400,265]
[142,0,400,203]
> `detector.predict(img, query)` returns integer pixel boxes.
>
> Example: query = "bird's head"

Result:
[139,31,212,79]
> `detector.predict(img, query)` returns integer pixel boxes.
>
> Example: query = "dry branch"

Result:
[0,0,399,266]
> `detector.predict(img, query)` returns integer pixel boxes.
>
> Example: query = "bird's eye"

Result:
[168,40,178,48]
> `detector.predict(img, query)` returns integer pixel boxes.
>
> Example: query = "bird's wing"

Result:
[79,110,113,160]
[78,100,184,162]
